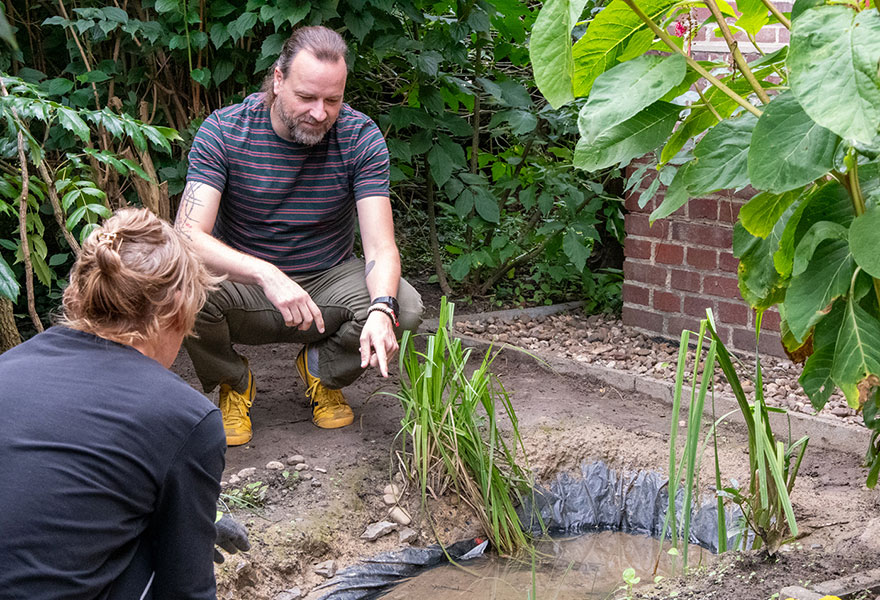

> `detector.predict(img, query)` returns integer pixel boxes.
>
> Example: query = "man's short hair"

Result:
[262,26,348,107]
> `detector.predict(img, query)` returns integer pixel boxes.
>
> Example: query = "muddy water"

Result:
[383,531,711,599]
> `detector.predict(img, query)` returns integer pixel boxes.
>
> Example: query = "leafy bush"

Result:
[532,0,880,484]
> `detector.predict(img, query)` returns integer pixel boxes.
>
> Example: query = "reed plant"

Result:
[389,297,536,556]
[661,311,808,567]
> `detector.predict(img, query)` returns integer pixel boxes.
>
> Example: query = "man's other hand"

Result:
[359,310,399,377]
[214,515,250,564]
[261,268,325,333]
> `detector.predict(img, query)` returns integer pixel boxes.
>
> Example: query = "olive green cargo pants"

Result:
[184,257,423,393]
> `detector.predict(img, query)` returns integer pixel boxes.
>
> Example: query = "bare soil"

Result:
[170,303,880,600]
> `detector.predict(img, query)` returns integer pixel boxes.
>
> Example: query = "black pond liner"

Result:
[314,461,746,600]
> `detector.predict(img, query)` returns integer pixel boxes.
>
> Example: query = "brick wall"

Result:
[622,181,785,357]
[619,3,791,358]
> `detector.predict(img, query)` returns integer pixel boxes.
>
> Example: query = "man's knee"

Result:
[397,285,423,333]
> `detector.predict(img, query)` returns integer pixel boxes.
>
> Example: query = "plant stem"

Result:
[759,0,791,29]
[424,155,453,296]
[696,84,722,121]
[619,0,763,118]
[37,161,81,255]
[844,151,880,313]
[703,0,771,104]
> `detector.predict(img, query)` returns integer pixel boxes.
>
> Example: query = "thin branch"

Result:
[696,84,723,121]
[37,161,80,255]
[619,0,763,118]
[703,0,771,104]
[424,155,453,296]
[759,0,791,29]
[57,0,101,110]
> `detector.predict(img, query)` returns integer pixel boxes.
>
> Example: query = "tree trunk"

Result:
[0,297,21,353]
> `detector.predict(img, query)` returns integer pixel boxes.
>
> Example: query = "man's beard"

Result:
[275,96,332,145]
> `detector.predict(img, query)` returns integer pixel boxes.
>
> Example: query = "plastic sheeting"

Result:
[521,461,745,553]
[313,462,744,599]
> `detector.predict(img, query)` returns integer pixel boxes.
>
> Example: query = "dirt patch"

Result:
[170,311,879,600]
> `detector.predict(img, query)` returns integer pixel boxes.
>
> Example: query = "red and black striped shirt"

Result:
[187,92,390,274]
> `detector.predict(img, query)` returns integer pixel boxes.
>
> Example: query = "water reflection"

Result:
[383,530,710,599]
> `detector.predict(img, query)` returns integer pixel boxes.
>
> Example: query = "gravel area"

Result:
[454,310,863,427]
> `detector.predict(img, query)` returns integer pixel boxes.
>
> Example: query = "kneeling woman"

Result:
[0,209,226,598]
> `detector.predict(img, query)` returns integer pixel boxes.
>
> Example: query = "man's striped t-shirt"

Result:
[187,92,390,274]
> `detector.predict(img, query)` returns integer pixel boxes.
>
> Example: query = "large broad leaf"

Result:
[578,54,686,143]
[740,189,800,239]
[774,181,852,278]
[735,0,769,35]
[791,221,848,276]
[849,207,880,278]
[748,91,840,193]
[428,144,454,188]
[800,298,845,409]
[735,212,790,310]
[789,7,880,144]
[574,101,680,172]
[563,229,590,271]
[530,0,589,108]
[650,113,756,222]
[833,294,880,407]
[571,0,677,97]
[784,238,855,342]
[0,254,18,302]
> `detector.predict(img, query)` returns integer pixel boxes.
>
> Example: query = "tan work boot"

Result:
[295,345,354,429]
[218,363,255,446]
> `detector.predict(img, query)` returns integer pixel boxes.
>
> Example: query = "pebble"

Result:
[294,463,309,471]
[383,484,400,497]
[301,473,313,480]
[361,520,398,541]
[237,467,256,479]
[266,461,285,470]
[287,455,305,465]
[311,480,322,487]
[274,588,303,600]
[399,527,418,544]
[383,493,398,506]
[314,559,337,578]
[315,467,328,474]
[389,506,412,526]
[228,475,241,486]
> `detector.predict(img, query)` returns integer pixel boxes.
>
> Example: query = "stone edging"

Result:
[422,303,870,458]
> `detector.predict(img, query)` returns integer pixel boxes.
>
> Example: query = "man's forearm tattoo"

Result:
[364,260,375,277]
[175,182,206,240]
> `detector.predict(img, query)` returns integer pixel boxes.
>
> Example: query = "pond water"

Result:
[382,531,711,599]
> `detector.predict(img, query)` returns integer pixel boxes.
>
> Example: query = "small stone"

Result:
[237,467,256,479]
[831,406,850,417]
[228,474,241,486]
[361,520,398,541]
[389,505,412,526]
[383,493,398,506]
[315,467,327,474]
[314,559,337,578]
[266,461,285,470]
[311,480,322,487]
[294,463,309,471]
[383,484,400,497]
[399,527,418,544]
[274,588,303,600]
[287,454,305,465]
[301,473,313,480]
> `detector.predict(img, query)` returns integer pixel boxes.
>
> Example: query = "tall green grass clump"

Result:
[391,297,535,556]
[662,310,808,567]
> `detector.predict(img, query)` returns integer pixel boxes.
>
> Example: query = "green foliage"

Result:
[532,0,880,486]
[221,481,269,511]
[664,314,807,562]
[388,298,538,555]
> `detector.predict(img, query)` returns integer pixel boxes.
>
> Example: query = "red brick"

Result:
[653,291,682,312]
[732,328,786,358]
[719,251,739,273]
[625,237,652,260]
[625,189,657,212]
[704,275,740,298]
[672,222,733,248]
[624,260,668,286]
[688,197,719,221]
[623,282,649,306]
[759,308,781,332]
[655,243,684,265]
[626,213,669,239]
[755,25,778,44]
[777,28,790,44]
[667,315,703,338]
[719,199,742,223]
[686,247,718,270]
[623,306,664,332]
[684,295,714,318]
[671,269,702,293]
[717,300,750,327]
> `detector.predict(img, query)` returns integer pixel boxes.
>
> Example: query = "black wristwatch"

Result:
[371,296,400,316]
